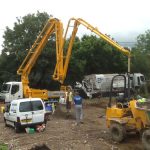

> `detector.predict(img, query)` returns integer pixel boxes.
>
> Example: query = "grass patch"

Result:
[0,143,8,150]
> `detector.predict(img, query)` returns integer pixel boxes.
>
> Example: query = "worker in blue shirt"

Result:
[73,91,83,125]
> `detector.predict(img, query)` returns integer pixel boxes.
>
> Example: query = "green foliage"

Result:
[132,30,150,79]
[0,12,58,89]
[0,143,8,150]
[136,30,150,53]
[0,12,131,89]
[66,35,127,84]
[147,81,150,94]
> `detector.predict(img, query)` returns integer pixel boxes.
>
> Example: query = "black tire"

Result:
[110,122,126,142]
[14,123,20,133]
[142,129,150,150]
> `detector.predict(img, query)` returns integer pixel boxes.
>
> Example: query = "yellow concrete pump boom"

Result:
[17,18,64,99]
[17,17,131,99]
[59,18,131,84]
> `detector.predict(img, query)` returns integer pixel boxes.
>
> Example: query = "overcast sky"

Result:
[0,0,150,51]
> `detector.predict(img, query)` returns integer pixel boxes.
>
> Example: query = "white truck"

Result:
[0,81,65,103]
[75,73,146,98]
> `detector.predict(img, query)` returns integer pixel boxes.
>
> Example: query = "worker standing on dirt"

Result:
[73,91,83,125]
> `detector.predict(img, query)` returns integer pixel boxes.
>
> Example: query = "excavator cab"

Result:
[108,74,129,109]
[106,74,131,128]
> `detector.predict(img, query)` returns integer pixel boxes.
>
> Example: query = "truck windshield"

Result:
[140,76,145,82]
[1,84,11,93]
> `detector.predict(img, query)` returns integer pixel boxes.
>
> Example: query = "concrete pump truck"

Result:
[0,17,131,103]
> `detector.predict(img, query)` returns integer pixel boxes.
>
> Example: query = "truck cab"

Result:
[130,73,146,88]
[0,82,23,103]
[0,81,66,103]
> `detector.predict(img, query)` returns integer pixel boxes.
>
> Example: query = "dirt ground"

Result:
[0,99,144,150]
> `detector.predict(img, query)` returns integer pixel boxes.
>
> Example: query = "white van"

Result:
[4,98,47,133]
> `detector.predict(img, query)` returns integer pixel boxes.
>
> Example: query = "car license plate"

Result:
[21,119,32,123]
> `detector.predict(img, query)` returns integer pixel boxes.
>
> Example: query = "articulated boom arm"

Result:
[59,18,131,84]
[17,18,64,98]
[17,18,64,79]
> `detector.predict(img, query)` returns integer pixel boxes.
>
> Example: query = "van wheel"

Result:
[110,123,126,142]
[142,129,150,150]
[14,123,20,133]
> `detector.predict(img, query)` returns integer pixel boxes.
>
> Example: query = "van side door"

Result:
[5,103,17,127]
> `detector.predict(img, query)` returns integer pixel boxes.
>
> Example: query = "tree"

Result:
[66,35,128,84]
[0,12,58,89]
[132,30,150,79]
[0,13,129,89]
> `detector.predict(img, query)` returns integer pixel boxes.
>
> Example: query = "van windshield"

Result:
[19,100,43,112]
